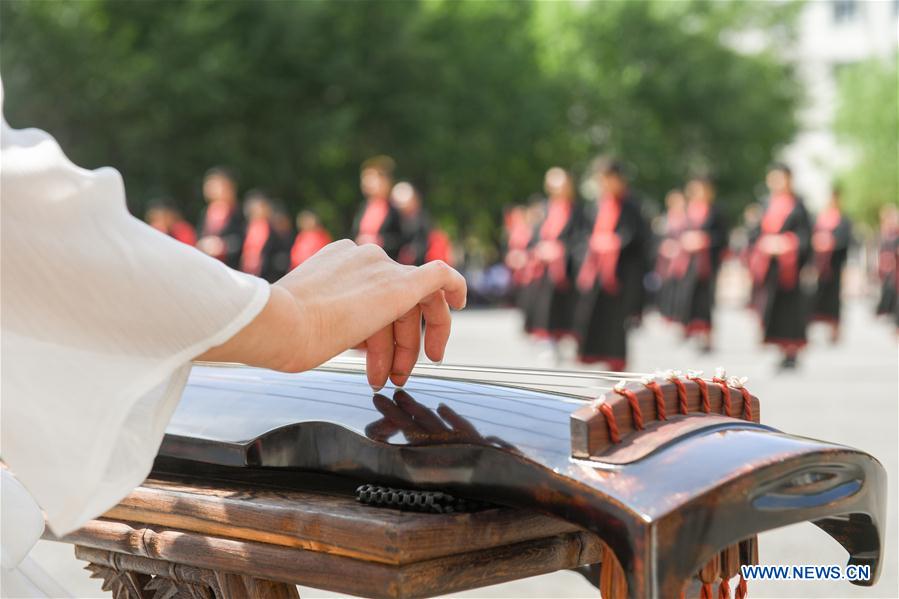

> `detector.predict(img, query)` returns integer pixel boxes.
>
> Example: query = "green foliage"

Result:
[1,0,800,238]
[835,58,899,224]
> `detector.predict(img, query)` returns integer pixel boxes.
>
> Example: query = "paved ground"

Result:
[32,297,897,598]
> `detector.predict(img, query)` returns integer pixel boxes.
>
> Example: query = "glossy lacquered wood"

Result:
[154,363,886,598]
[52,476,604,599]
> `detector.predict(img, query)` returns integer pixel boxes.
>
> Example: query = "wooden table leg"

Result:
[76,546,300,599]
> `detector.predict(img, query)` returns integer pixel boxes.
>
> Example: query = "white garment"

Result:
[0,80,270,571]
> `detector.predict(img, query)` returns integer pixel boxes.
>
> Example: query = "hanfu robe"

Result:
[655,206,687,321]
[291,227,333,269]
[573,193,647,370]
[749,193,812,350]
[241,217,292,283]
[528,198,583,339]
[199,200,246,269]
[875,227,899,327]
[810,207,852,325]
[352,197,404,261]
[674,201,728,335]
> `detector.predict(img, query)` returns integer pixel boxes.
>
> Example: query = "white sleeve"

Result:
[0,87,270,537]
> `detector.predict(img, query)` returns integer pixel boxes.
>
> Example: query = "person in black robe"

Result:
[674,176,728,352]
[573,158,647,371]
[748,164,812,370]
[810,188,852,342]
[197,167,245,269]
[352,156,404,260]
[391,181,431,266]
[528,168,583,353]
[875,204,899,328]
[239,191,292,283]
[655,189,687,322]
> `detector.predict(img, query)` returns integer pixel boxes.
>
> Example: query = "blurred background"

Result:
[2,0,897,597]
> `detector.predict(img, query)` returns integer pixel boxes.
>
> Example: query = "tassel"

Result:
[735,574,748,599]
[718,577,731,599]
[700,582,714,599]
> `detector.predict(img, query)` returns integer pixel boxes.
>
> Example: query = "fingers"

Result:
[394,391,450,434]
[415,261,467,310]
[391,306,421,387]
[365,325,394,391]
[420,290,452,363]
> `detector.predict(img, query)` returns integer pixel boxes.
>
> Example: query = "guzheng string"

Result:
[323,355,654,400]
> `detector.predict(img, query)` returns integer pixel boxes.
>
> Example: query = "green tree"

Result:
[1,0,800,240]
[835,58,899,224]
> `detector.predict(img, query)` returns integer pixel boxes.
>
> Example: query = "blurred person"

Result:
[240,190,290,283]
[145,199,196,246]
[197,167,245,269]
[502,201,538,318]
[352,155,404,260]
[291,210,333,269]
[748,163,812,370]
[519,198,547,334]
[426,227,455,267]
[269,201,296,278]
[810,187,853,342]
[875,204,899,326]
[528,168,583,361]
[2,89,467,597]
[503,205,532,288]
[673,176,728,352]
[392,181,431,266]
[655,189,687,322]
[573,158,648,371]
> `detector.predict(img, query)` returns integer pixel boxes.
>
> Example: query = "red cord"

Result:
[719,578,732,599]
[738,386,753,421]
[688,375,711,413]
[701,582,714,599]
[598,402,621,443]
[614,387,644,430]
[713,376,732,417]
[670,377,688,414]
[644,380,667,420]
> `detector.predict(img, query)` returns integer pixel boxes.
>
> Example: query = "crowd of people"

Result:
[504,159,899,371]
[145,157,454,287]
[145,155,898,374]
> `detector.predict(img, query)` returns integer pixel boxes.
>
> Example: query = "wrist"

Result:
[195,284,305,371]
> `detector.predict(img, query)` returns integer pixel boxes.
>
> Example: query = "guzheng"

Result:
[154,358,886,599]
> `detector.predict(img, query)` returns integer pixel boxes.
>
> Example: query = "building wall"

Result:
[782,0,897,211]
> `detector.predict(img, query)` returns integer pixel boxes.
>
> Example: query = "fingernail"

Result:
[430,359,443,366]
[370,384,384,392]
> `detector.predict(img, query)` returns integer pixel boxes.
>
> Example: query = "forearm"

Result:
[195,285,305,371]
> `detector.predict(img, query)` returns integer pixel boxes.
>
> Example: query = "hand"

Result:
[537,240,562,261]
[197,240,467,390]
[680,230,707,252]
[759,234,786,255]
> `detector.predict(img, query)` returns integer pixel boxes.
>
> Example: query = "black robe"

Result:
[655,216,686,321]
[528,201,584,339]
[573,195,647,368]
[351,201,404,261]
[674,205,728,333]
[811,213,851,323]
[398,210,432,266]
[750,196,812,348]
[198,204,246,269]
[875,233,898,322]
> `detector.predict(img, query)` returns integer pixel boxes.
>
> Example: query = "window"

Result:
[832,0,858,24]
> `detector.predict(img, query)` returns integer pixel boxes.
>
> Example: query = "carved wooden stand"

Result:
[77,546,299,599]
